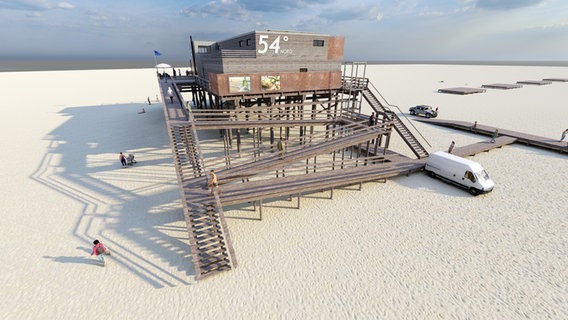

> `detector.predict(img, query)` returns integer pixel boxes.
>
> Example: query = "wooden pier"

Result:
[415,119,568,154]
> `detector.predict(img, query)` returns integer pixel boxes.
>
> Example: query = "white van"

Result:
[425,151,494,195]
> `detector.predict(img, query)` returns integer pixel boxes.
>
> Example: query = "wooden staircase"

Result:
[168,124,237,280]
[361,88,429,159]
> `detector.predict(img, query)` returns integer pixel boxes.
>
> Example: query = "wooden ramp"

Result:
[159,78,238,280]
[415,119,568,154]
[219,124,389,182]
[451,136,517,157]
[218,156,425,207]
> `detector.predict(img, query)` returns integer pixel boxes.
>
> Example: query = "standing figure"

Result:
[560,128,568,142]
[119,152,126,166]
[277,138,285,159]
[369,112,376,126]
[147,97,151,105]
[448,141,455,154]
[490,129,498,143]
[91,239,111,266]
[167,86,173,104]
[208,170,222,196]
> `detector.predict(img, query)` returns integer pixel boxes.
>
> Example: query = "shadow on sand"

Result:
[32,102,195,287]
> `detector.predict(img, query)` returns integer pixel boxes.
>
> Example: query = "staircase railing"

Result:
[366,81,432,148]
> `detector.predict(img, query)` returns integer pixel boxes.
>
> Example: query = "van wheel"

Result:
[427,171,436,178]
[469,188,479,196]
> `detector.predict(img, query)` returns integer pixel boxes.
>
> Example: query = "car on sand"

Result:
[409,105,437,118]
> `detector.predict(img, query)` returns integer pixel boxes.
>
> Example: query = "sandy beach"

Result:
[1,65,567,319]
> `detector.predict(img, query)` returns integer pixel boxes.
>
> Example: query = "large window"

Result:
[313,40,325,47]
[246,39,252,46]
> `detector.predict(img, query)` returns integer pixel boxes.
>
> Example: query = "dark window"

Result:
[300,68,308,72]
[239,40,244,47]
[313,40,325,47]
[246,39,252,46]
[198,46,211,53]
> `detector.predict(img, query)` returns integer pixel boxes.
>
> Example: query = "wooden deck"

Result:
[481,83,523,90]
[516,80,552,85]
[415,118,568,154]
[438,87,486,95]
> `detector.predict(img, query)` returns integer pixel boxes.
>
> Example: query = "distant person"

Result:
[490,129,498,143]
[119,152,126,166]
[448,141,455,153]
[138,108,146,114]
[167,86,173,104]
[472,121,477,129]
[560,128,568,142]
[173,69,177,77]
[208,170,221,196]
[277,138,285,159]
[91,239,111,266]
[369,112,376,126]
[147,97,151,105]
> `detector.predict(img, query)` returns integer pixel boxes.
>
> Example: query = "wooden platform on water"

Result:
[481,83,523,90]
[516,80,552,85]
[438,87,486,95]
[543,78,568,82]
[415,119,568,154]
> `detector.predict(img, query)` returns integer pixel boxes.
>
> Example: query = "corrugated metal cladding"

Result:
[192,30,345,97]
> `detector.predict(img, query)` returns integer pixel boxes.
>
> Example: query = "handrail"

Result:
[366,80,432,148]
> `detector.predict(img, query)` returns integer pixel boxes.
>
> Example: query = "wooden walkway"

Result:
[159,77,238,280]
[415,119,568,154]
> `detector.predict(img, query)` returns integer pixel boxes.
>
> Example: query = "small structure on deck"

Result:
[438,87,486,95]
[481,83,523,90]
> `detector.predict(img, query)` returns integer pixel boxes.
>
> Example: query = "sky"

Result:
[1,0,567,62]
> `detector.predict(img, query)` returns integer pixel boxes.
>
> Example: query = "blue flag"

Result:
[153,50,162,56]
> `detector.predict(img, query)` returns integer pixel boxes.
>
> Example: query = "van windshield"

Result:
[475,170,490,182]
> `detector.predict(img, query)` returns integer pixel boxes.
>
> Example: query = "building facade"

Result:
[191,30,345,97]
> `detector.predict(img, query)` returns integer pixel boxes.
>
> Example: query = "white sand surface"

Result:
[1,65,567,319]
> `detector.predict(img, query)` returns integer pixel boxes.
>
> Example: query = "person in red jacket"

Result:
[91,239,111,266]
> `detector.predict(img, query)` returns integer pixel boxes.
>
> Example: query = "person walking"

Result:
[167,86,173,104]
[490,129,498,143]
[208,169,221,196]
[119,152,126,166]
[91,239,111,266]
[448,141,455,153]
[560,128,568,142]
